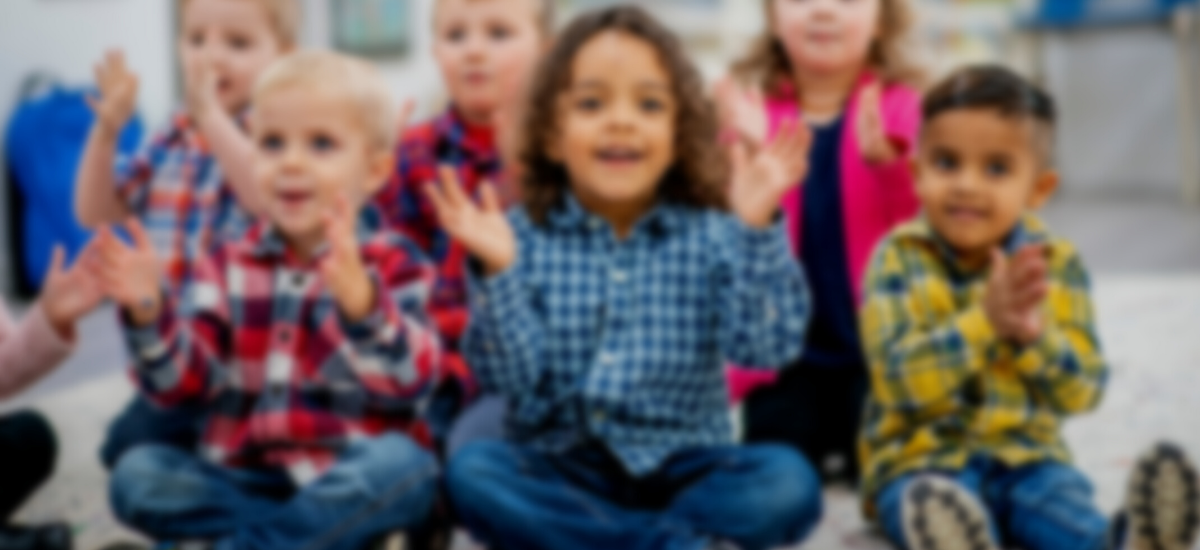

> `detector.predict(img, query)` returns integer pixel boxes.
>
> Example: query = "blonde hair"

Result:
[435,0,556,38]
[732,0,924,92]
[180,0,302,49]
[253,50,398,150]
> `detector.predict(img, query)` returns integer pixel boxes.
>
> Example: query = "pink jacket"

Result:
[730,75,923,402]
[0,300,72,401]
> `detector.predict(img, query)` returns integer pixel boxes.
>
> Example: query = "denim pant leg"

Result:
[445,395,508,458]
[446,440,710,550]
[662,444,823,550]
[101,394,205,470]
[875,461,999,550]
[990,462,1110,550]
[109,445,293,539]
[213,433,440,550]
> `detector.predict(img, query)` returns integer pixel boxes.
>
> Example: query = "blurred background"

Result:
[1,1,1199,548]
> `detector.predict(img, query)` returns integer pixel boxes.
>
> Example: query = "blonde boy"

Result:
[77,0,299,469]
[100,51,442,550]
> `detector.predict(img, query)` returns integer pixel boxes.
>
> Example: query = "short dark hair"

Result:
[517,5,727,224]
[923,65,1057,160]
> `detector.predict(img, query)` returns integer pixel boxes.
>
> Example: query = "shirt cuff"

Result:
[736,220,794,274]
[469,260,526,321]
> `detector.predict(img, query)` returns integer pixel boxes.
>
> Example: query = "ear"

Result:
[1027,170,1059,210]
[364,148,395,197]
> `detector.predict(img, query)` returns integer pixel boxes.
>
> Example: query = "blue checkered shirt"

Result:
[464,196,811,476]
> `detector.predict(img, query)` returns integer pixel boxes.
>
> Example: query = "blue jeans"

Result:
[101,394,206,470]
[109,433,439,550]
[447,441,822,550]
[876,456,1112,550]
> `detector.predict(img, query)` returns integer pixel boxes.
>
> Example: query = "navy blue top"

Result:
[798,117,864,369]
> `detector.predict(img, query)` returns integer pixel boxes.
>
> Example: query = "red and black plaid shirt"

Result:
[124,223,441,483]
[372,108,501,387]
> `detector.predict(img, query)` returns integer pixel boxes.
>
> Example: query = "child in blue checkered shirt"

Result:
[427,6,820,550]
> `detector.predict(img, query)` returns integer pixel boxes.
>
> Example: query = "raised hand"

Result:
[985,245,1050,346]
[855,83,898,165]
[93,219,164,327]
[184,59,222,121]
[728,120,813,229]
[40,242,106,340]
[716,77,770,150]
[88,50,139,135]
[318,195,374,322]
[426,166,516,276]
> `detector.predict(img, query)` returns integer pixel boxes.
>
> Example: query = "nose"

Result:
[605,100,638,134]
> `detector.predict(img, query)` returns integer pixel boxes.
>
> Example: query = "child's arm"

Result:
[1007,248,1107,414]
[75,51,139,228]
[0,243,105,399]
[862,242,1003,414]
[186,63,274,218]
[721,121,815,367]
[319,198,441,399]
[94,222,222,406]
[427,168,541,396]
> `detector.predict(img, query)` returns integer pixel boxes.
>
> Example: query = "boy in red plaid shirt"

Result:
[93,51,442,550]
[372,0,552,452]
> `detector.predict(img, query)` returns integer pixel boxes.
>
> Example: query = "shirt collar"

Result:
[546,192,688,237]
[244,211,382,262]
[434,106,497,164]
[898,214,1051,273]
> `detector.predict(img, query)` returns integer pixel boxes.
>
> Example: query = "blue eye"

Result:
[310,134,338,153]
[489,25,512,41]
[260,134,284,153]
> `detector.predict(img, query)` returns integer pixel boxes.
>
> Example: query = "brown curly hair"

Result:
[732,0,924,92]
[517,5,727,224]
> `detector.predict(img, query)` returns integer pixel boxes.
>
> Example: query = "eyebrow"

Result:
[573,80,670,92]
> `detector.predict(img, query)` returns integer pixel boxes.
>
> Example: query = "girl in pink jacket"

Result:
[0,243,104,549]
[719,0,924,485]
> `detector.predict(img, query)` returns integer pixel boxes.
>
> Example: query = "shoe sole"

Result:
[901,475,999,550]
[1126,442,1200,550]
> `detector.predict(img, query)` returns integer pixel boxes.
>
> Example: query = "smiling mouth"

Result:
[277,190,313,208]
[945,205,989,221]
[595,147,645,166]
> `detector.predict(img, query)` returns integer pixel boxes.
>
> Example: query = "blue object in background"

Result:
[5,85,143,292]
[1031,0,1197,28]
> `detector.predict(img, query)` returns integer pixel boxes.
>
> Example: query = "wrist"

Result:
[334,266,375,322]
[482,251,515,277]
[40,301,75,342]
[128,295,163,328]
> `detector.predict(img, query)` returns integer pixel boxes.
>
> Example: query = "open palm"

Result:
[729,120,813,229]
[716,77,769,149]
[426,166,516,275]
[89,50,139,133]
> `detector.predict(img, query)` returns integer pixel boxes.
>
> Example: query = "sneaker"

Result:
[901,475,999,550]
[1122,442,1200,550]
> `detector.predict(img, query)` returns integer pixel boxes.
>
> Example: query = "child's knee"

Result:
[333,433,439,502]
[445,440,517,506]
[747,446,824,537]
[108,445,185,523]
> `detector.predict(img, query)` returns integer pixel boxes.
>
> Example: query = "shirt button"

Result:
[593,410,606,423]
[611,270,627,283]
[599,353,616,365]
[293,274,305,287]
[278,329,292,343]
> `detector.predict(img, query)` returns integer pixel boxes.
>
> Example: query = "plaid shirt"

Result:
[859,216,1108,512]
[464,196,811,476]
[373,108,500,384]
[123,224,441,483]
[116,113,253,293]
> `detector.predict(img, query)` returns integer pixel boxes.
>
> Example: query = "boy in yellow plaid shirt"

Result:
[859,65,1200,550]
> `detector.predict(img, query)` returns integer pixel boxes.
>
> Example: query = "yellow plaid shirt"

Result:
[858,215,1108,515]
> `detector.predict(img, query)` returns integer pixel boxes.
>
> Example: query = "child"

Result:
[98,51,443,550]
[74,0,300,468]
[0,244,104,550]
[372,0,552,454]
[436,7,820,550]
[719,0,924,484]
[859,65,1200,550]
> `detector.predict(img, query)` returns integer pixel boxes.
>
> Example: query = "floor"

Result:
[6,196,1200,550]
